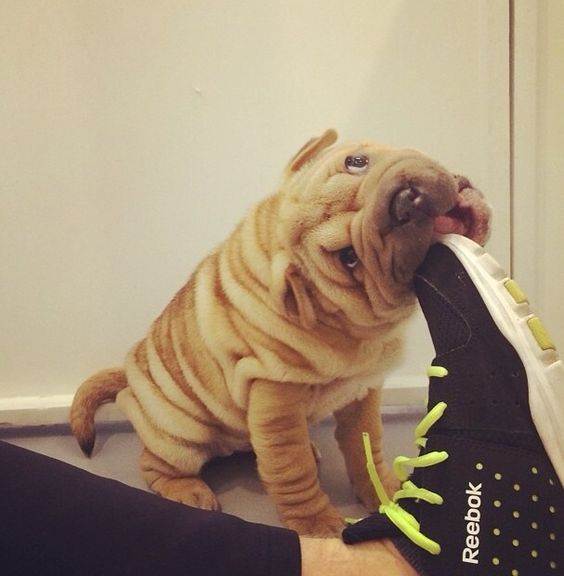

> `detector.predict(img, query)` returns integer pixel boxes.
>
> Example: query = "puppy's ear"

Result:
[286,129,338,174]
[284,265,317,328]
[271,253,317,328]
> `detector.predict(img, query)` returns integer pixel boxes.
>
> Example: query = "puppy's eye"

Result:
[345,155,369,174]
[338,246,360,270]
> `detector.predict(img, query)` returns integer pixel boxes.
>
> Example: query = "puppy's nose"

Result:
[390,178,455,226]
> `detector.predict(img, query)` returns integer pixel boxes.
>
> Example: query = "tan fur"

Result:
[70,368,127,456]
[71,130,490,536]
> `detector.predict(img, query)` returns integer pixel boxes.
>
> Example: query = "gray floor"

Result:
[2,409,422,528]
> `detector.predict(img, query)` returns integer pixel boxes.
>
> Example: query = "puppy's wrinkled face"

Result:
[276,130,491,333]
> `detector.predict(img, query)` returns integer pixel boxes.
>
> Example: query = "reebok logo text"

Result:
[462,482,483,564]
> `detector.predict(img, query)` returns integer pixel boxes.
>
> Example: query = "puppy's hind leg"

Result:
[116,381,221,511]
[140,448,221,512]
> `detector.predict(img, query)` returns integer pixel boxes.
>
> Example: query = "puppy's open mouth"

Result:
[434,198,476,236]
[432,185,491,245]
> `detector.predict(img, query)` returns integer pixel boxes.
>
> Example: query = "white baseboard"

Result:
[0,378,427,430]
[0,394,123,429]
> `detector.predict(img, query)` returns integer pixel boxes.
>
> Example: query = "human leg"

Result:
[0,438,417,576]
[0,440,299,576]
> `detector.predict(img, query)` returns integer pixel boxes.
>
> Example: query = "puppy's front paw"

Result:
[283,506,346,537]
[154,477,221,511]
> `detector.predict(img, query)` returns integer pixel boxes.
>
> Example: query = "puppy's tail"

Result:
[70,368,128,456]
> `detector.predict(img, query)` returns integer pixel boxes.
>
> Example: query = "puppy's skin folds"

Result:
[71,130,490,536]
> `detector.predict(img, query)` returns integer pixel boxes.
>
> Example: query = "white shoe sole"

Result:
[438,234,564,487]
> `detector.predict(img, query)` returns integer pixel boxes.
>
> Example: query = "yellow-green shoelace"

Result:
[362,366,449,555]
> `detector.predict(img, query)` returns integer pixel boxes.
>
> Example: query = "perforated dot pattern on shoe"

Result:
[471,460,561,573]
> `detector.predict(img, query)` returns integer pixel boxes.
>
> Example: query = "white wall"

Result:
[513,0,564,349]
[1,1,510,411]
[533,0,564,348]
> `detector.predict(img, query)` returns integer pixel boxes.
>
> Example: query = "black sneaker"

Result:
[343,234,563,575]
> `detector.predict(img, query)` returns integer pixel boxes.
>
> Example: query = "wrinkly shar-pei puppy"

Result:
[71,129,491,536]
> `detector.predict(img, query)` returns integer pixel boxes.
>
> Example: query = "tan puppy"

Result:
[71,130,490,536]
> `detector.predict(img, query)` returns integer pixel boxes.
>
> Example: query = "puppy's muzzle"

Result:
[384,159,459,229]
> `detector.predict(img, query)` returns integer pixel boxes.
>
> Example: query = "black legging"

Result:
[0,441,301,576]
